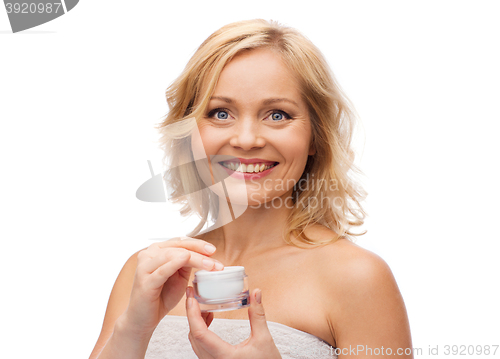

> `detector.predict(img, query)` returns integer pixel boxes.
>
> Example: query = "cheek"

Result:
[289,144,311,171]
[196,126,223,157]
[278,129,311,162]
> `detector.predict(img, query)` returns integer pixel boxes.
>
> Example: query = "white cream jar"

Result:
[193,266,250,312]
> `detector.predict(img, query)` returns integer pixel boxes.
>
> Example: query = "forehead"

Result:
[211,48,302,103]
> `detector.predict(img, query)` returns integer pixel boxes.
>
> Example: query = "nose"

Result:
[229,117,265,151]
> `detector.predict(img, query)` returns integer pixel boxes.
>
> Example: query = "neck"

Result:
[203,194,294,264]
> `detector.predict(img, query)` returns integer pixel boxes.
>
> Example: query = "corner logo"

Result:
[3,0,79,33]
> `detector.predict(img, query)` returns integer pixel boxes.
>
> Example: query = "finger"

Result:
[138,237,216,262]
[185,286,230,356]
[157,236,217,255]
[178,265,192,279]
[248,288,273,342]
[141,247,224,274]
[146,252,191,289]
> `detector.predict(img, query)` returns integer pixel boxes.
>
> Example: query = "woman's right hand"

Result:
[119,237,223,338]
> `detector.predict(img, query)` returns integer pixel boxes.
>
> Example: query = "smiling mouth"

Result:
[219,161,279,173]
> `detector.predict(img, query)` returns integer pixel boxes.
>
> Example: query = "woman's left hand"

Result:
[185,287,282,358]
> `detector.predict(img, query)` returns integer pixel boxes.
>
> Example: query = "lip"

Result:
[219,162,278,180]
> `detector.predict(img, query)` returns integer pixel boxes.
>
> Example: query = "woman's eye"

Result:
[215,110,229,120]
[207,109,230,120]
[269,111,291,122]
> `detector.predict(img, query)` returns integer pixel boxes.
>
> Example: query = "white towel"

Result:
[145,315,337,358]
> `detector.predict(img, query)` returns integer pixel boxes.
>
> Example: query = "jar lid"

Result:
[194,266,246,281]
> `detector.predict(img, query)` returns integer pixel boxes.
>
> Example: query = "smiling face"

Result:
[195,47,316,206]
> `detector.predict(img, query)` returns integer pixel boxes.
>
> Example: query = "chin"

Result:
[223,193,269,208]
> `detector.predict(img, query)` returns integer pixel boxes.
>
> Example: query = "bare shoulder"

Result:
[303,226,412,353]
[303,225,392,284]
[315,238,392,285]
[306,229,401,310]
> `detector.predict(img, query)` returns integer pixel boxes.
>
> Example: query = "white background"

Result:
[1,1,499,358]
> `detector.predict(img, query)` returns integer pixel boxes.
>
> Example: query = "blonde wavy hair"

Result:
[155,19,367,247]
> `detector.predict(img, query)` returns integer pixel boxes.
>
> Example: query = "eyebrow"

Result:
[210,96,299,108]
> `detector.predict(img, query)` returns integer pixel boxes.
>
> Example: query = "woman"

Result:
[90,19,413,359]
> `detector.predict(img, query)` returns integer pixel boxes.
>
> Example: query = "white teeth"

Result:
[221,161,276,173]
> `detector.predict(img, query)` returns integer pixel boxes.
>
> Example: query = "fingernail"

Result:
[204,244,216,254]
[214,262,224,270]
[256,289,262,304]
[202,258,215,269]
